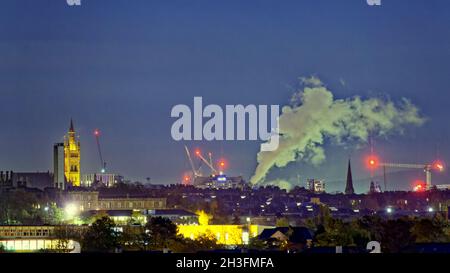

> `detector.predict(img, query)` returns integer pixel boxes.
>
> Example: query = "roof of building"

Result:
[12,172,53,191]
[259,227,312,243]
[82,210,134,217]
[148,209,197,217]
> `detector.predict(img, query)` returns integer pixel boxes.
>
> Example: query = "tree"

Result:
[119,226,148,251]
[379,218,415,253]
[276,217,289,227]
[411,218,449,243]
[308,207,370,248]
[42,204,64,225]
[171,233,221,253]
[144,217,178,250]
[314,219,355,247]
[82,216,121,252]
[357,215,384,242]
[232,214,241,225]
[0,243,6,253]
[248,237,267,250]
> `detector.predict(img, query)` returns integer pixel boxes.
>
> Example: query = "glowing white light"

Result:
[242,231,249,245]
[64,203,78,218]
[386,207,393,214]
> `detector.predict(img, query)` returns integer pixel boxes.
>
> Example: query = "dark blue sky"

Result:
[1,0,450,192]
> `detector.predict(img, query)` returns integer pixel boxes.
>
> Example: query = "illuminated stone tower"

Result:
[64,119,81,187]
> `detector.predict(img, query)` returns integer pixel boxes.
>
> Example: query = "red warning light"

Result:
[94,129,100,136]
[413,181,426,192]
[182,175,191,185]
[195,149,201,156]
[433,160,444,172]
[218,158,227,170]
[366,155,379,169]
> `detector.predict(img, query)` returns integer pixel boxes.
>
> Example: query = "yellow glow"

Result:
[64,122,81,187]
[177,224,262,245]
[197,210,210,226]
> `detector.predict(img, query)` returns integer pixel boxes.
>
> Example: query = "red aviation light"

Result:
[366,155,379,169]
[182,175,191,185]
[217,157,227,171]
[433,160,444,172]
[219,160,226,168]
[94,129,100,136]
[413,181,426,192]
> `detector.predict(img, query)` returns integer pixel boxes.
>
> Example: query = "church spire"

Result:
[345,159,355,195]
[69,118,74,132]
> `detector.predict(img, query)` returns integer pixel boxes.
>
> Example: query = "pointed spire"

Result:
[345,159,355,195]
[69,118,74,132]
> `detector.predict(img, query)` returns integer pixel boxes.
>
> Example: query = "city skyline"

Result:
[1,1,450,192]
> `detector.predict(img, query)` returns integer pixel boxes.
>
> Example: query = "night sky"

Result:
[1,0,450,193]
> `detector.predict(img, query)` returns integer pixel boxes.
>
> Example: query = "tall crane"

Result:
[94,129,106,173]
[184,145,200,177]
[194,149,218,175]
[367,156,444,190]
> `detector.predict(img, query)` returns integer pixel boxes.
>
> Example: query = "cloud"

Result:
[250,76,426,185]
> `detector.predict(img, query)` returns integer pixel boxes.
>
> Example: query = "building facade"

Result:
[306,179,325,193]
[64,190,166,212]
[81,173,122,188]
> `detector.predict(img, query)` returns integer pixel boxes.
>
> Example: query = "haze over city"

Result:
[1,0,450,192]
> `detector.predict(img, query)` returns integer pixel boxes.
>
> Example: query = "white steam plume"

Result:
[250,76,426,185]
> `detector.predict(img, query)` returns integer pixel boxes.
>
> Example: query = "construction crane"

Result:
[194,149,218,175]
[184,146,223,176]
[367,156,444,190]
[94,129,106,173]
[184,145,200,178]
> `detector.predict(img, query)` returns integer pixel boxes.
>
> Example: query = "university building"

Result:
[63,190,167,212]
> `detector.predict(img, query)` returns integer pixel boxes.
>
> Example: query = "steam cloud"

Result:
[250,77,426,185]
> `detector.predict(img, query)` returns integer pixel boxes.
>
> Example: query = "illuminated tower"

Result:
[345,159,354,195]
[64,119,81,187]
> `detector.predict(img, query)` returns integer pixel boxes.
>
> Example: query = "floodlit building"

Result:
[64,119,81,187]
[0,226,82,253]
[193,174,246,190]
[81,173,122,188]
[81,210,147,226]
[176,211,271,245]
[306,179,325,193]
